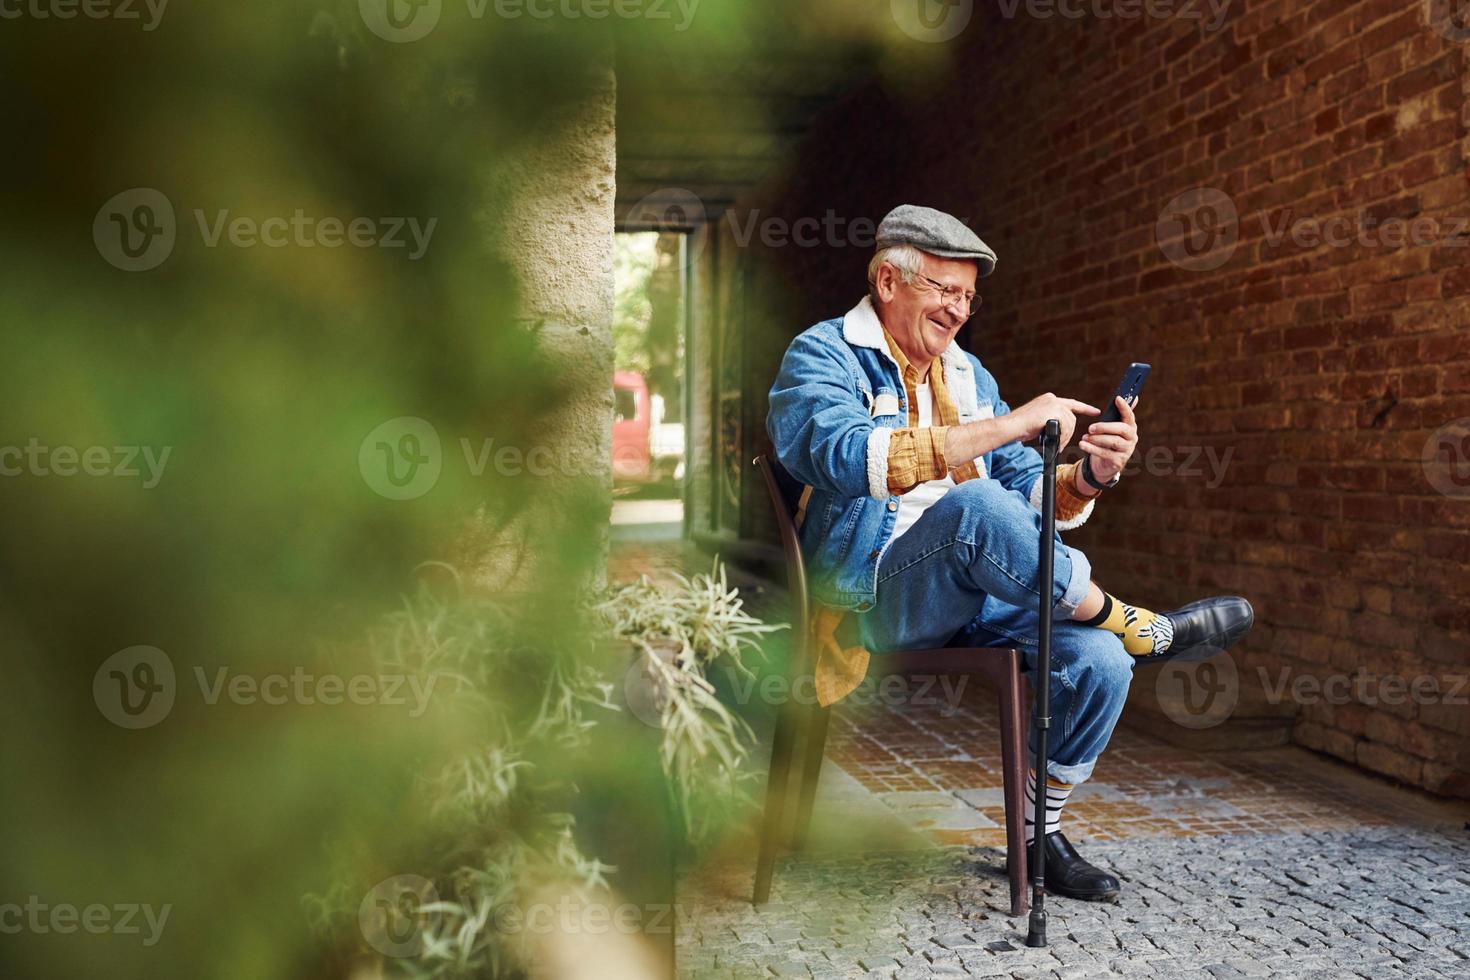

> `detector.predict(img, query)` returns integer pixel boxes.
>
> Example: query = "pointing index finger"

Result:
[1067,399,1101,416]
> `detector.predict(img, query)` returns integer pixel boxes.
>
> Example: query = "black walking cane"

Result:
[1026,418,1060,949]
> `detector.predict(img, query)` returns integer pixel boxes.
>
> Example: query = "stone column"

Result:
[465,49,618,593]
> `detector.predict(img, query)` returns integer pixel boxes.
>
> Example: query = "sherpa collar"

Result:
[840,295,974,394]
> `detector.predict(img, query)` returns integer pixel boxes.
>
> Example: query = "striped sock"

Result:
[1081,592,1175,657]
[1024,769,1074,843]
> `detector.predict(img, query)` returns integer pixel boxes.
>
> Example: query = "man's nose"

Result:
[934,304,964,328]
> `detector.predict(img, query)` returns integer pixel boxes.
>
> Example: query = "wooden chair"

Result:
[751,454,1031,917]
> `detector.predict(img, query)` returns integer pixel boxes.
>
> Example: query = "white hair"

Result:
[867,244,926,307]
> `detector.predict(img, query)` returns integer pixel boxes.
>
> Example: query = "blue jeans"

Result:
[857,478,1132,785]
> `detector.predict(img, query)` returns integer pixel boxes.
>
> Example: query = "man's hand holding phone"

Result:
[1078,393,1140,486]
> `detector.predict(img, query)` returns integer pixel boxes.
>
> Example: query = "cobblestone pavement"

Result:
[608,542,1470,978]
[677,826,1470,979]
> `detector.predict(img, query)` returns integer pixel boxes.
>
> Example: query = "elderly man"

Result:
[766,205,1253,902]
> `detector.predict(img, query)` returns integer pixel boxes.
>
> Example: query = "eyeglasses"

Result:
[910,271,982,318]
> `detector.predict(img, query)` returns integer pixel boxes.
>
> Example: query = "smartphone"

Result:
[1098,363,1151,424]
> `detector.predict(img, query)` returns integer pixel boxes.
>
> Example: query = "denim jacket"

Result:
[766,296,1094,612]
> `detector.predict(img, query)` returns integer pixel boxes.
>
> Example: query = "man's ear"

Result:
[875,263,897,303]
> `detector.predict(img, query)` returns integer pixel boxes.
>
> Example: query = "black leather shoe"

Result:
[1037,831,1121,902]
[1131,596,1254,665]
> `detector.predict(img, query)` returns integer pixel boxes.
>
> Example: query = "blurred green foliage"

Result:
[0,1,897,976]
[613,233,657,374]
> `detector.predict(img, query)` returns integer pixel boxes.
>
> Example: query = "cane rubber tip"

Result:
[1026,910,1048,947]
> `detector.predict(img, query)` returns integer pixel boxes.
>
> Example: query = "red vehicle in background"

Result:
[613,371,684,485]
[613,370,651,482]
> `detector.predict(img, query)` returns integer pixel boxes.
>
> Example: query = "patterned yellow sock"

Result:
[1081,592,1174,657]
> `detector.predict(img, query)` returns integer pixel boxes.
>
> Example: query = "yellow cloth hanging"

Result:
[810,605,870,707]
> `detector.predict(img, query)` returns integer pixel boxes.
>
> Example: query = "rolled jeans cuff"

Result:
[1031,752,1095,786]
[1054,544,1092,617]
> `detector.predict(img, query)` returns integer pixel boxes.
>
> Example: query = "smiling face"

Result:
[872,252,979,375]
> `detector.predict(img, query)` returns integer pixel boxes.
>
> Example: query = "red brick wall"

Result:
[738,0,1470,795]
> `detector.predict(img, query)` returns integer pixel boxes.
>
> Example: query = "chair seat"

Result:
[751,454,1031,918]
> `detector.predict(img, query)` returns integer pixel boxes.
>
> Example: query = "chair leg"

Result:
[997,651,1029,918]
[753,692,804,905]
[789,701,831,851]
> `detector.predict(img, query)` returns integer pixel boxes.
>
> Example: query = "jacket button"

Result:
[868,549,880,559]
[887,501,898,512]
[857,602,872,611]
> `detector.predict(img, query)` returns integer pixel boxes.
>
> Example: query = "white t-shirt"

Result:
[889,379,956,543]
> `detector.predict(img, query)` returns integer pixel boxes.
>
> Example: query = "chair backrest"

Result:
[753,454,811,645]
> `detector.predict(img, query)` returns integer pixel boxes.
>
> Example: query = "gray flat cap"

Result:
[876,204,997,277]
